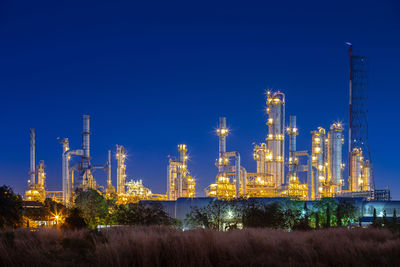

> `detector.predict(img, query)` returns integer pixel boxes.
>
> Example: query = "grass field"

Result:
[0,227,399,266]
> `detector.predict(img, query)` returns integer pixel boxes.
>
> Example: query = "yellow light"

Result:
[315,147,321,153]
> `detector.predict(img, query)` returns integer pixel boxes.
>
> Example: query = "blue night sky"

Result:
[0,0,399,198]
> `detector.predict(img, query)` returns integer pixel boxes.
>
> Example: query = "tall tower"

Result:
[266,91,285,187]
[347,43,373,190]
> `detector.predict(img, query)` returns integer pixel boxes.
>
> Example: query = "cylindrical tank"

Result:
[217,117,228,173]
[311,127,325,199]
[29,128,36,185]
[266,91,285,187]
[350,148,363,192]
[327,123,344,194]
[82,115,91,165]
[362,162,371,191]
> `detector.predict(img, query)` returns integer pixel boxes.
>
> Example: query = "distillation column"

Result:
[349,148,363,192]
[311,127,326,199]
[216,117,229,172]
[266,91,285,188]
[116,145,127,195]
[29,129,36,186]
[327,123,344,195]
[287,116,298,182]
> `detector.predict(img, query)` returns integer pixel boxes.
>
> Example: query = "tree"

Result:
[242,201,285,229]
[282,199,303,230]
[336,198,358,227]
[315,211,320,229]
[74,189,108,229]
[292,202,311,231]
[326,206,331,228]
[0,185,23,229]
[313,198,337,228]
[116,203,174,226]
[392,209,398,232]
[62,208,87,230]
[186,199,240,230]
[383,210,388,227]
[371,208,381,228]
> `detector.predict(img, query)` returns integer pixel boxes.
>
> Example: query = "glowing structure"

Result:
[79,115,97,191]
[105,150,115,198]
[61,115,110,206]
[25,129,47,202]
[167,144,196,200]
[326,123,344,195]
[311,127,326,199]
[116,145,127,195]
[205,118,244,199]
[114,145,167,203]
[280,116,309,200]
[265,91,285,188]
[309,123,345,198]
[349,148,371,192]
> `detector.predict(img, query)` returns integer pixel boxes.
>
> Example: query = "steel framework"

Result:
[348,44,374,189]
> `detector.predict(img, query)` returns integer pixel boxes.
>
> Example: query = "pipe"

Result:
[234,152,241,198]
[29,128,35,185]
[307,154,312,200]
[82,115,91,168]
[63,149,84,206]
[107,150,112,187]
[241,166,247,196]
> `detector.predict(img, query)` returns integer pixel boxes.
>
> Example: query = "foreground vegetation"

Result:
[1,227,400,266]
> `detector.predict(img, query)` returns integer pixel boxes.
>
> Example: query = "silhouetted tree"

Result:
[392,209,398,232]
[74,189,108,229]
[62,208,87,230]
[383,210,388,227]
[371,208,381,228]
[0,185,23,229]
[315,211,320,229]
[116,203,174,226]
[325,206,331,228]
[242,201,285,229]
[336,198,358,227]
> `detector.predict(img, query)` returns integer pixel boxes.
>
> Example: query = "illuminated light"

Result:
[319,176,324,181]
[293,128,297,133]
[268,118,273,124]
[314,137,320,143]
[312,156,316,161]
[318,165,323,171]
[315,147,321,153]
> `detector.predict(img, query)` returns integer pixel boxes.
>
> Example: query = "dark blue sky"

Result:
[1,0,399,198]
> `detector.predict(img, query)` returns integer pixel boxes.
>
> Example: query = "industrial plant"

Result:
[24,45,389,206]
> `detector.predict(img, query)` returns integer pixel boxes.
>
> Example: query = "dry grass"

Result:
[0,227,399,267]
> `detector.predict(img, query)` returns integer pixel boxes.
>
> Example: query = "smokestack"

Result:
[82,115,91,167]
[29,128,35,185]
[107,150,112,186]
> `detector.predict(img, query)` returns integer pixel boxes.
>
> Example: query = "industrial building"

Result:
[24,45,389,205]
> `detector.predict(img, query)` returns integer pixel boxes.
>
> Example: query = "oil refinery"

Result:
[24,45,389,206]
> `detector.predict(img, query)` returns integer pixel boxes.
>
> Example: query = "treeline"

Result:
[1,184,399,232]
[0,185,175,230]
[186,198,400,232]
